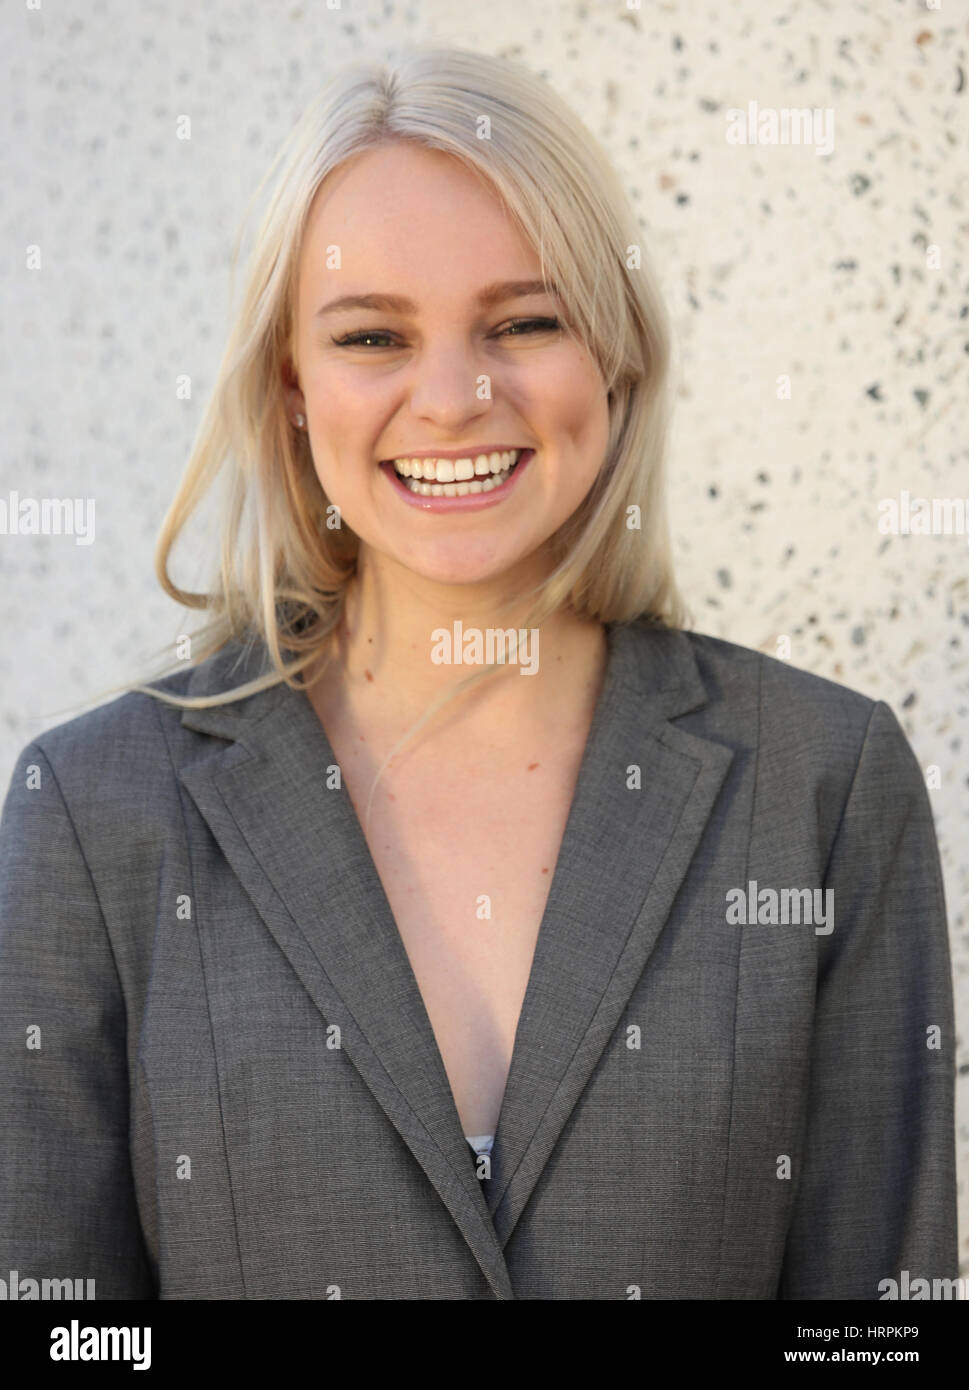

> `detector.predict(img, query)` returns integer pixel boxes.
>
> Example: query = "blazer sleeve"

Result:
[777,699,959,1299]
[0,741,156,1299]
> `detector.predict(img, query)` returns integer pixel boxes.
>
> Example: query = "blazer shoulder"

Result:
[676,629,928,863]
[682,628,881,744]
[7,664,196,801]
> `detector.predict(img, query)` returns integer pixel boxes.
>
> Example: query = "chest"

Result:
[143,673,812,1297]
[329,726,588,1136]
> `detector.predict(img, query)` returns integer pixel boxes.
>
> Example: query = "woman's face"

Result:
[284,141,610,589]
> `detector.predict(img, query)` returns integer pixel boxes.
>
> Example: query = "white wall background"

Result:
[2,0,967,1280]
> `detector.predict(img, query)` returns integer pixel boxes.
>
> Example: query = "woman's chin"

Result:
[360,532,537,589]
[395,556,528,589]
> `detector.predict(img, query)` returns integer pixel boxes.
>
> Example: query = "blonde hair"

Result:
[120,43,689,827]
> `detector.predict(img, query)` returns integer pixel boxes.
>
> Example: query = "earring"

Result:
[294,413,306,429]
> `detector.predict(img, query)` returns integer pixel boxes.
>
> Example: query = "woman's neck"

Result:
[305,566,609,751]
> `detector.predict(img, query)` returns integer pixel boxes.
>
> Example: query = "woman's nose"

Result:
[407,339,493,427]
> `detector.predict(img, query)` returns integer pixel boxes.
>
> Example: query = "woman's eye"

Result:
[498,317,561,337]
[331,330,398,348]
[330,317,561,350]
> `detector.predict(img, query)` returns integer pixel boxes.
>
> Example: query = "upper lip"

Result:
[382,445,531,462]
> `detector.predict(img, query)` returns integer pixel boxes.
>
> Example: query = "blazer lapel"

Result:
[483,623,735,1245]
[176,641,513,1300]
[173,620,732,1290]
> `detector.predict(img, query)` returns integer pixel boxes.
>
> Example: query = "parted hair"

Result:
[121,43,689,818]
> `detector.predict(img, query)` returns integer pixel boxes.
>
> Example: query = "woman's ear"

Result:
[281,355,306,423]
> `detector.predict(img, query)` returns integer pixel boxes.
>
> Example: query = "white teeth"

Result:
[391,448,522,482]
[400,453,525,497]
[407,472,507,497]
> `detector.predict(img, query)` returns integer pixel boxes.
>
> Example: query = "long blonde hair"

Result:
[120,43,689,823]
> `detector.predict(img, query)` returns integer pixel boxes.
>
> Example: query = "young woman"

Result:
[0,45,957,1301]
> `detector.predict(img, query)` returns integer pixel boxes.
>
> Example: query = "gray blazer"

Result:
[0,619,957,1300]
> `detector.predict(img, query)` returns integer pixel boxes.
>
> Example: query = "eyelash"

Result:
[330,317,562,349]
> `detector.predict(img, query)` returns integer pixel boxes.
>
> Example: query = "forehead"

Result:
[296,142,540,302]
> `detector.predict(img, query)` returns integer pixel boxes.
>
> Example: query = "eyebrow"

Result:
[314,279,557,318]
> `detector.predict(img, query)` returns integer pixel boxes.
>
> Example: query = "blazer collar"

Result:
[175,619,734,1298]
[175,615,710,733]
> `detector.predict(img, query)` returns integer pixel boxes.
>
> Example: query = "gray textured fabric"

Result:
[0,619,957,1300]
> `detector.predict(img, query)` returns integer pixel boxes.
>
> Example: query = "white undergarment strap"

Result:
[465,1134,495,1155]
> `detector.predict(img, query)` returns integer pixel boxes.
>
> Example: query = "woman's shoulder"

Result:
[3,640,261,806]
[619,619,921,794]
[683,626,876,714]
[12,668,190,777]
[669,624,920,784]
[628,620,878,724]
[0,641,282,890]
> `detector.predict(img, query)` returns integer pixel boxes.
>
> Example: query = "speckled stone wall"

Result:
[2,0,967,1284]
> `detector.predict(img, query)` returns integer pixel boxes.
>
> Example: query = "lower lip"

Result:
[380,450,534,512]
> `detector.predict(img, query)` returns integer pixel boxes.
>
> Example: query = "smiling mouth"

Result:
[384,448,526,497]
